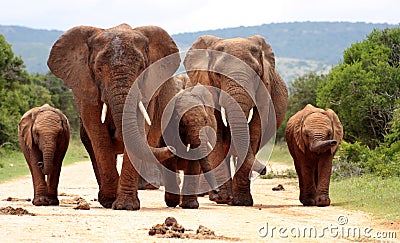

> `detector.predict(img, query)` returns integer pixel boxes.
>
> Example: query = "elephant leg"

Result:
[230,114,261,206]
[207,124,233,204]
[81,106,119,208]
[80,120,101,186]
[231,150,254,206]
[293,159,306,205]
[112,153,140,210]
[315,153,333,206]
[25,148,49,206]
[31,168,49,206]
[299,162,317,206]
[162,157,180,208]
[46,146,67,206]
[180,161,200,209]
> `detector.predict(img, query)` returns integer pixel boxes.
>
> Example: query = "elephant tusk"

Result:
[138,100,152,126]
[186,143,191,152]
[207,141,213,150]
[221,107,228,127]
[101,103,107,124]
[247,108,254,124]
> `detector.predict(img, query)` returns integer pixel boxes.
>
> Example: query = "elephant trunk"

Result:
[123,93,175,163]
[42,144,55,175]
[107,80,132,142]
[220,77,255,124]
[310,140,337,154]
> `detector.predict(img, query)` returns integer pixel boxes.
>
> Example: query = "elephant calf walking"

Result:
[286,104,343,206]
[18,104,70,206]
[160,74,219,209]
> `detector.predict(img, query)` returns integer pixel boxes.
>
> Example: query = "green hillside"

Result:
[0,22,396,81]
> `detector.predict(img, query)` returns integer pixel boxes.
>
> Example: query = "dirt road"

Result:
[0,160,398,242]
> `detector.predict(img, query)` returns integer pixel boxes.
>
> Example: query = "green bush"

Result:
[317,27,400,148]
[332,141,370,179]
[333,140,400,179]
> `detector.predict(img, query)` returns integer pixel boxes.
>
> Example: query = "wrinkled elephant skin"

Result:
[183,35,288,206]
[18,104,70,206]
[48,24,180,210]
[286,104,343,206]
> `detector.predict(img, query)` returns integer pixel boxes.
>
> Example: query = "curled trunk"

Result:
[310,140,337,154]
[123,93,175,163]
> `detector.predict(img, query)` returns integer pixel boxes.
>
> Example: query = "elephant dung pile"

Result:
[60,196,90,210]
[0,206,36,216]
[148,217,238,240]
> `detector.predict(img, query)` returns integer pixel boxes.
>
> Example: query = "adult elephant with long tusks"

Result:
[48,24,180,210]
[184,35,288,206]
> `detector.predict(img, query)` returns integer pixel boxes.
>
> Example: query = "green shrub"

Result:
[332,141,370,180]
[333,140,400,179]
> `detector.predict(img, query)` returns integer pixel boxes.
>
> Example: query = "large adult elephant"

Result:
[183,35,288,206]
[48,24,180,210]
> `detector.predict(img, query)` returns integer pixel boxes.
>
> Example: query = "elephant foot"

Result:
[112,194,140,210]
[208,190,220,201]
[230,191,253,206]
[180,196,199,209]
[209,183,232,204]
[32,195,49,206]
[47,196,59,206]
[300,197,316,206]
[98,191,116,209]
[165,192,180,208]
[316,195,330,207]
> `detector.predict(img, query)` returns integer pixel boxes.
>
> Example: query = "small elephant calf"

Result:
[286,104,343,206]
[18,104,70,206]
[161,74,219,209]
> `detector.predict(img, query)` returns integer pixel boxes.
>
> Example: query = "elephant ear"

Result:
[47,26,102,105]
[250,35,288,140]
[248,35,276,80]
[134,26,180,64]
[325,108,343,154]
[183,35,223,87]
[18,107,40,151]
[54,107,71,137]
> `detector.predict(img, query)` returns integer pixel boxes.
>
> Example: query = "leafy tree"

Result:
[287,72,326,115]
[30,73,79,135]
[317,28,400,148]
[0,35,51,146]
[276,72,327,140]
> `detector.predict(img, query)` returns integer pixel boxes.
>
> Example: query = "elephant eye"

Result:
[327,131,332,138]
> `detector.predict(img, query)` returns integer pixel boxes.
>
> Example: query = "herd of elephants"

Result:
[17,24,343,211]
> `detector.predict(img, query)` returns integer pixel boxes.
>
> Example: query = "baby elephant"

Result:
[161,74,219,209]
[286,104,343,206]
[18,104,70,206]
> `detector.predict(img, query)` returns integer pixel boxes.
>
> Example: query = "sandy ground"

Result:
[0,160,398,243]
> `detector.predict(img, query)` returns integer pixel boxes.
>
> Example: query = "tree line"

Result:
[0,34,79,149]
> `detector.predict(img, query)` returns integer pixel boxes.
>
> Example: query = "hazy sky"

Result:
[1,0,399,34]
